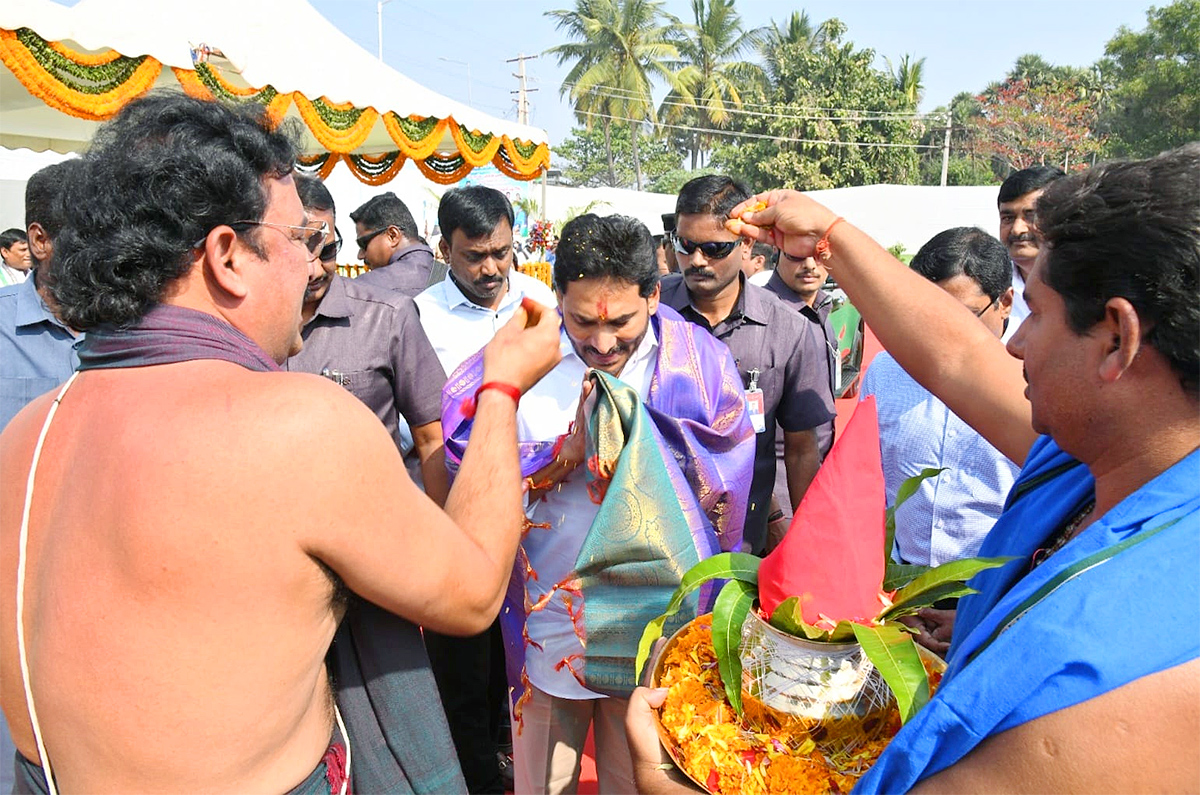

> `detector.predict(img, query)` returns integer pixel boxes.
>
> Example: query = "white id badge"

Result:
[746,388,766,433]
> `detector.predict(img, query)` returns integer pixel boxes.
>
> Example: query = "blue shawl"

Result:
[855,436,1200,792]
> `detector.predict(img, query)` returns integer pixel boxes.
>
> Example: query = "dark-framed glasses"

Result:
[673,236,739,260]
[355,226,391,251]
[229,220,329,258]
[972,296,999,317]
[319,229,344,263]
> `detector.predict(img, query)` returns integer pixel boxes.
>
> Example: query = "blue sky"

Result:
[311,0,1154,144]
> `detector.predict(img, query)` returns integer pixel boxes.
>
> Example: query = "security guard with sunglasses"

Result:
[659,175,836,554]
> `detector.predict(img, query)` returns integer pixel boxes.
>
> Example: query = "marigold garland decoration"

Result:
[383,113,447,160]
[0,28,161,120]
[2,26,551,182]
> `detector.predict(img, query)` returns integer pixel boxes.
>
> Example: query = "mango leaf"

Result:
[884,467,946,561]
[852,622,930,724]
[711,579,756,715]
[634,552,761,680]
[769,596,831,641]
[881,584,979,619]
[883,556,1014,618]
[883,563,929,591]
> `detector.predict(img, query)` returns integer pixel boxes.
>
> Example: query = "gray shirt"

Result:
[354,242,446,298]
[285,275,446,453]
[659,273,835,552]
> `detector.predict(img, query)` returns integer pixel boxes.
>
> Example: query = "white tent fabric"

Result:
[0,0,547,155]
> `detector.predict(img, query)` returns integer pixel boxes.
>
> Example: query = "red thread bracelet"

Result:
[814,216,846,261]
[462,381,522,418]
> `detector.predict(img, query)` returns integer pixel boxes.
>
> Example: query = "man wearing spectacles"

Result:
[997,165,1063,342]
[659,175,835,555]
[285,175,450,507]
[349,191,445,298]
[0,93,564,794]
[859,227,1018,654]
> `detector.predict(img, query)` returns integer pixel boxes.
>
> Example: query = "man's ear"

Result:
[1098,297,1142,383]
[439,237,451,262]
[646,282,660,316]
[200,225,250,299]
[997,287,1014,321]
[26,223,51,266]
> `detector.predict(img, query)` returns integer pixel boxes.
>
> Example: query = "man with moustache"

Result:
[415,185,555,794]
[758,248,839,541]
[660,175,835,554]
[0,229,30,287]
[997,165,1063,341]
[442,213,755,795]
[285,175,449,506]
[416,186,556,377]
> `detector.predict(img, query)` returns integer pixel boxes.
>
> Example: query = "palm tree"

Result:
[886,54,926,107]
[662,0,767,169]
[758,10,829,87]
[546,0,682,190]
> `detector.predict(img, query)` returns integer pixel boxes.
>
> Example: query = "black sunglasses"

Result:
[673,235,739,260]
[319,229,344,263]
[355,226,390,251]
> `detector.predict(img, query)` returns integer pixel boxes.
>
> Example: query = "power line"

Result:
[575,109,943,150]
[561,81,942,121]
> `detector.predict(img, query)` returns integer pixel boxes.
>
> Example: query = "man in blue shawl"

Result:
[443,213,755,794]
[627,144,1199,792]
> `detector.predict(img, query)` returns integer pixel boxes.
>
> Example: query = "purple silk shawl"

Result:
[442,304,755,698]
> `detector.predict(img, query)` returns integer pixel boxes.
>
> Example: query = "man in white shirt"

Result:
[860,226,1020,653]
[997,165,1063,342]
[0,229,30,287]
[442,213,755,794]
[416,187,555,377]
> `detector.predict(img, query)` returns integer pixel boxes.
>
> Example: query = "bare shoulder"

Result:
[916,658,1200,793]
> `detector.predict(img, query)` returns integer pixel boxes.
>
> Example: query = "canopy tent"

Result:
[0,0,550,185]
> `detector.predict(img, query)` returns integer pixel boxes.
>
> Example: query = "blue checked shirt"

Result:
[860,352,1020,566]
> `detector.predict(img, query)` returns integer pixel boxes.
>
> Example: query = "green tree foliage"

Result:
[886,54,926,108]
[1099,0,1200,157]
[709,19,922,190]
[661,0,767,170]
[554,124,679,189]
[545,0,682,191]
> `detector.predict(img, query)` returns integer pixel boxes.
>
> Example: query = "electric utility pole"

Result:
[507,53,538,125]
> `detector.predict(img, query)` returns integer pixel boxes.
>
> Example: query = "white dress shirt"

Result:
[414,269,556,376]
[1003,264,1028,343]
[512,323,658,700]
[860,352,1019,566]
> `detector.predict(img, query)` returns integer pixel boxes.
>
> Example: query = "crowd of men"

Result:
[0,91,1195,795]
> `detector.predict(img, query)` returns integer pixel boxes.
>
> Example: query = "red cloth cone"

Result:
[757,397,886,623]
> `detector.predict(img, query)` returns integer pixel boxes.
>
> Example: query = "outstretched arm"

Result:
[729,193,1036,465]
[301,300,565,635]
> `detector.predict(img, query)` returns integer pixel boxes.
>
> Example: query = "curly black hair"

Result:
[50,91,298,329]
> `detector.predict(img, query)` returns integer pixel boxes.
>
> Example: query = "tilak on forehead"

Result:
[596,297,608,322]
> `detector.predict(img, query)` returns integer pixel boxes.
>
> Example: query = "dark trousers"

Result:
[425,619,508,794]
